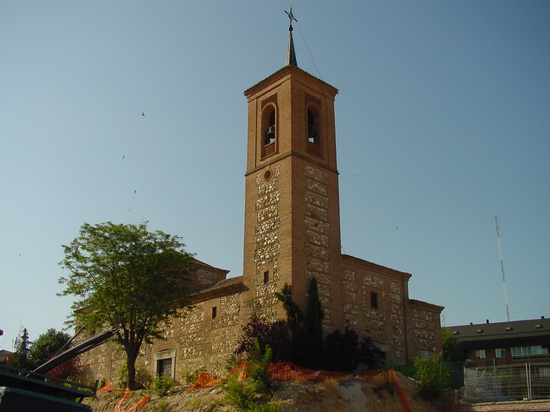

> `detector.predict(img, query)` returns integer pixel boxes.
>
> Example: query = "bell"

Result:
[308,123,318,139]
[265,125,275,142]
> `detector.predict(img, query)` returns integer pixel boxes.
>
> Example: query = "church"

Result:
[81,21,443,381]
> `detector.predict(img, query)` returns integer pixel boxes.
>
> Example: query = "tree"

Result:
[441,327,466,363]
[273,280,383,371]
[12,328,32,370]
[324,327,385,372]
[234,313,292,362]
[244,281,384,372]
[59,221,195,389]
[275,283,308,366]
[28,328,71,369]
[28,328,81,380]
[357,333,385,370]
[275,283,304,325]
[305,277,324,370]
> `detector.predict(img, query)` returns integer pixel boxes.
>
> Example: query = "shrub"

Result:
[224,372,281,412]
[235,314,292,363]
[224,338,279,411]
[47,357,82,382]
[246,339,272,393]
[324,327,358,372]
[118,363,128,387]
[239,281,384,373]
[319,377,339,392]
[224,372,263,410]
[414,353,448,400]
[152,375,177,397]
[136,367,153,389]
[151,399,168,412]
[324,327,385,372]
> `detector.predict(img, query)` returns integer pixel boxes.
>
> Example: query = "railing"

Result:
[512,353,550,360]
[0,364,96,397]
[463,362,550,403]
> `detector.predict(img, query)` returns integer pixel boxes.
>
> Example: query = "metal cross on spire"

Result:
[284,8,298,66]
[285,7,298,29]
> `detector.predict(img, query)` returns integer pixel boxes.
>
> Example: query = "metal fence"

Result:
[463,362,550,403]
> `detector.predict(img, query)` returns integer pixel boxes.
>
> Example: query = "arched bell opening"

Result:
[306,104,321,156]
[262,104,277,157]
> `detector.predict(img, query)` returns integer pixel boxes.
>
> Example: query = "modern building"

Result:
[448,317,550,368]
[0,350,12,366]
[80,21,443,382]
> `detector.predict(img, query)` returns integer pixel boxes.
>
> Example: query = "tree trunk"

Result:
[125,346,140,390]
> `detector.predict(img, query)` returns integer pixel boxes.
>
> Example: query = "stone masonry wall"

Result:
[78,289,244,385]
[408,303,441,356]
[208,293,242,372]
[252,165,281,320]
[304,165,332,329]
[342,261,408,365]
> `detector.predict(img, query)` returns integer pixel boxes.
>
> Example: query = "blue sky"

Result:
[1,1,548,351]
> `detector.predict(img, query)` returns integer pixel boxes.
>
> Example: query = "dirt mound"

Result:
[86,370,442,412]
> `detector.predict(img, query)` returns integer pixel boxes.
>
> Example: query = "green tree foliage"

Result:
[225,338,278,411]
[265,279,384,372]
[414,352,449,399]
[58,221,195,389]
[441,327,466,363]
[324,326,385,372]
[28,328,71,368]
[274,283,308,366]
[151,375,177,396]
[274,283,304,325]
[12,328,32,370]
[305,278,324,370]
[235,314,292,363]
[357,333,386,370]
[246,338,272,392]
[28,328,81,380]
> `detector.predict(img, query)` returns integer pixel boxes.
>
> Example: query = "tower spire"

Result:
[285,8,298,66]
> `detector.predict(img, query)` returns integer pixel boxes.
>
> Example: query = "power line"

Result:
[295,20,322,80]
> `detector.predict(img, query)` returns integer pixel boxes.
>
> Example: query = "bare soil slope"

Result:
[87,371,444,412]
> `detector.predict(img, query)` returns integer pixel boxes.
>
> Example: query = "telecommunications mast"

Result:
[495,215,511,322]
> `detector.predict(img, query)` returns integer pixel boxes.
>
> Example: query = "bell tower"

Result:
[242,17,343,329]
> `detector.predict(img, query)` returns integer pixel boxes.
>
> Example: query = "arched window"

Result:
[265,111,276,144]
[306,104,321,157]
[262,105,277,157]
[307,108,320,145]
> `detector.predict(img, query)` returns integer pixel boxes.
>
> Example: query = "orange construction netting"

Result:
[188,361,389,387]
[269,362,381,382]
[186,371,224,392]
[98,364,410,412]
[99,381,149,412]
[388,368,412,412]
[99,379,116,392]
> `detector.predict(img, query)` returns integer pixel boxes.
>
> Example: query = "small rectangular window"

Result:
[157,358,172,377]
[212,306,217,319]
[495,348,506,358]
[476,349,486,359]
[263,271,269,284]
[370,292,378,309]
